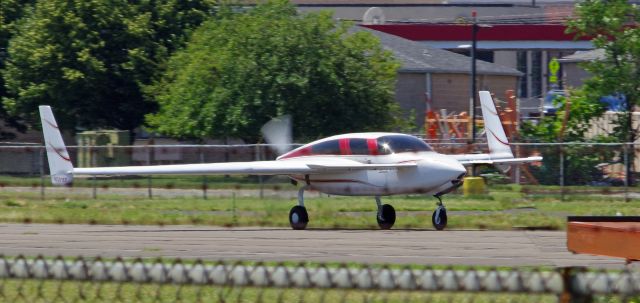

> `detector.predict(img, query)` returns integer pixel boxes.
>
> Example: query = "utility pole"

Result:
[470,10,478,144]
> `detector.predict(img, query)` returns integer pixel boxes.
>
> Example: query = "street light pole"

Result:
[470,10,478,144]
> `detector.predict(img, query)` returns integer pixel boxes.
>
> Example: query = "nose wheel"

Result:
[375,196,396,229]
[432,195,447,231]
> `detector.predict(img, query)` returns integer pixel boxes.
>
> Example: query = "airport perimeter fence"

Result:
[0,255,639,302]
[0,142,639,199]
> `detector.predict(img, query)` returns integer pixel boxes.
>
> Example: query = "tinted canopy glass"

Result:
[311,140,340,155]
[377,135,432,154]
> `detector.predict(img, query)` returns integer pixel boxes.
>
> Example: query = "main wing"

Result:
[73,158,417,176]
[455,156,543,166]
[39,105,417,185]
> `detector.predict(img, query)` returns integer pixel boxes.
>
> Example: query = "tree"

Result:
[2,0,215,133]
[0,0,35,139]
[145,0,401,142]
[566,0,640,184]
[520,91,614,185]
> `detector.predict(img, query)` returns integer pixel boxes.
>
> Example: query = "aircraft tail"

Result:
[39,106,74,185]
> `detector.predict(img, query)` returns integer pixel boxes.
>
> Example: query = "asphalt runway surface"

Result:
[0,224,629,269]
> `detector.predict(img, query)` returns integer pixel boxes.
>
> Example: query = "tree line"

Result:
[0,0,402,142]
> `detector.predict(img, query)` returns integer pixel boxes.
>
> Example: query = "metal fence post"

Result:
[624,143,630,202]
[147,146,152,199]
[92,175,97,199]
[559,145,565,200]
[39,146,45,200]
[200,147,207,200]
[232,192,237,225]
[256,144,264,199]
[559,267,593,303]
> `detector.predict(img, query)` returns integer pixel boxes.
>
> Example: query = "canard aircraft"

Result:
[40,91,541,230]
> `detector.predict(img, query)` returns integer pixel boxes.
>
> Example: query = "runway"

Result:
[0,224,627,268]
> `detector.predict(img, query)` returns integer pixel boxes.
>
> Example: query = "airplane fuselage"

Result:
[278,133,467,196]
[284,153,466,196]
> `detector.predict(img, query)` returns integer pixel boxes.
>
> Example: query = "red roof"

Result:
[361,24,590,41]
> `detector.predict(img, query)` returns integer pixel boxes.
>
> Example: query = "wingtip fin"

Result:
[39,106,74,185]
[478,91,513,158]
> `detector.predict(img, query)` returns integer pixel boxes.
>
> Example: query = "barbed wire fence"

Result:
[0,255,639,302]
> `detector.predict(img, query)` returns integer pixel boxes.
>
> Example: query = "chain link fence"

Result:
[0,255,639,302]
[0,142,638,195]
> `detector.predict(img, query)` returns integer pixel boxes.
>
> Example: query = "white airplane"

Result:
[39,91,541,230]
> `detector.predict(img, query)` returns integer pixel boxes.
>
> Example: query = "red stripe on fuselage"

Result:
[290,176,381,187]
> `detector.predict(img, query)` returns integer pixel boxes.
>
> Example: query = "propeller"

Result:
[260,115,292,155]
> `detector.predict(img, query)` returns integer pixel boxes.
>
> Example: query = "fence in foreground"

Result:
[0,255,639,302]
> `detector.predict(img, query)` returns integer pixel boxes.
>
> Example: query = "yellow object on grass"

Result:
[463,177,485,196]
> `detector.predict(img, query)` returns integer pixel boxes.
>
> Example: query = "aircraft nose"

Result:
[423,158,466,181]
[427,159,467,194]
[433,158,466,178]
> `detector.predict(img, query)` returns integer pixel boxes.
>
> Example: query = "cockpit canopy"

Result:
[375,135,433,154]
[280,134,433,159]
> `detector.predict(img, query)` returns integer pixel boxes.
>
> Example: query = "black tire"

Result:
[289,206,309,230]
[432,206,447,231]
[376,204,396,230]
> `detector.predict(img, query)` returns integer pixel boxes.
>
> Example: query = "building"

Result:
[362,27,522,127]
[295,0,591,112]
[558,49,603,88]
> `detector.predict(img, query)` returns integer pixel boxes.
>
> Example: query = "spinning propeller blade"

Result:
[260,115,292,155]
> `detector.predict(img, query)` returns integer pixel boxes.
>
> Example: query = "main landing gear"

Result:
[288,186,446,231]
[432,195,447,231]
[289,185,310,230]
[375,196,396,229]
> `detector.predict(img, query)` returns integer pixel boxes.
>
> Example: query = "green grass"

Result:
[0,279,564,303]
[0,187,638,230]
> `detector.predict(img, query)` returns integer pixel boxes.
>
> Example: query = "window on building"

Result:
[451,49,495,63]
[517,51,528,98]
[531,51,542,98]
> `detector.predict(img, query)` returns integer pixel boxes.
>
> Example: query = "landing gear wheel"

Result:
[432,206,447,231]
[289,205,309,230]
[376,204,396,230]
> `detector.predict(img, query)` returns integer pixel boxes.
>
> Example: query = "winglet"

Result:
[479,91,513,159]
[39,106,74,185]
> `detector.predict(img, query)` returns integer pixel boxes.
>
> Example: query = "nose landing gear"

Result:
[432,195,447,231]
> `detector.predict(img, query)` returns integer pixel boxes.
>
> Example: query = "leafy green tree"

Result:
[567,0,640,142]
[2,0,214,133]
[565,0,640,184]
[146,0,401,142]
[520,92,614,185]
[0,0,35,139]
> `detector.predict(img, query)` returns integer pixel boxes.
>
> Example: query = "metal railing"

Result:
[0,255,638,302]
